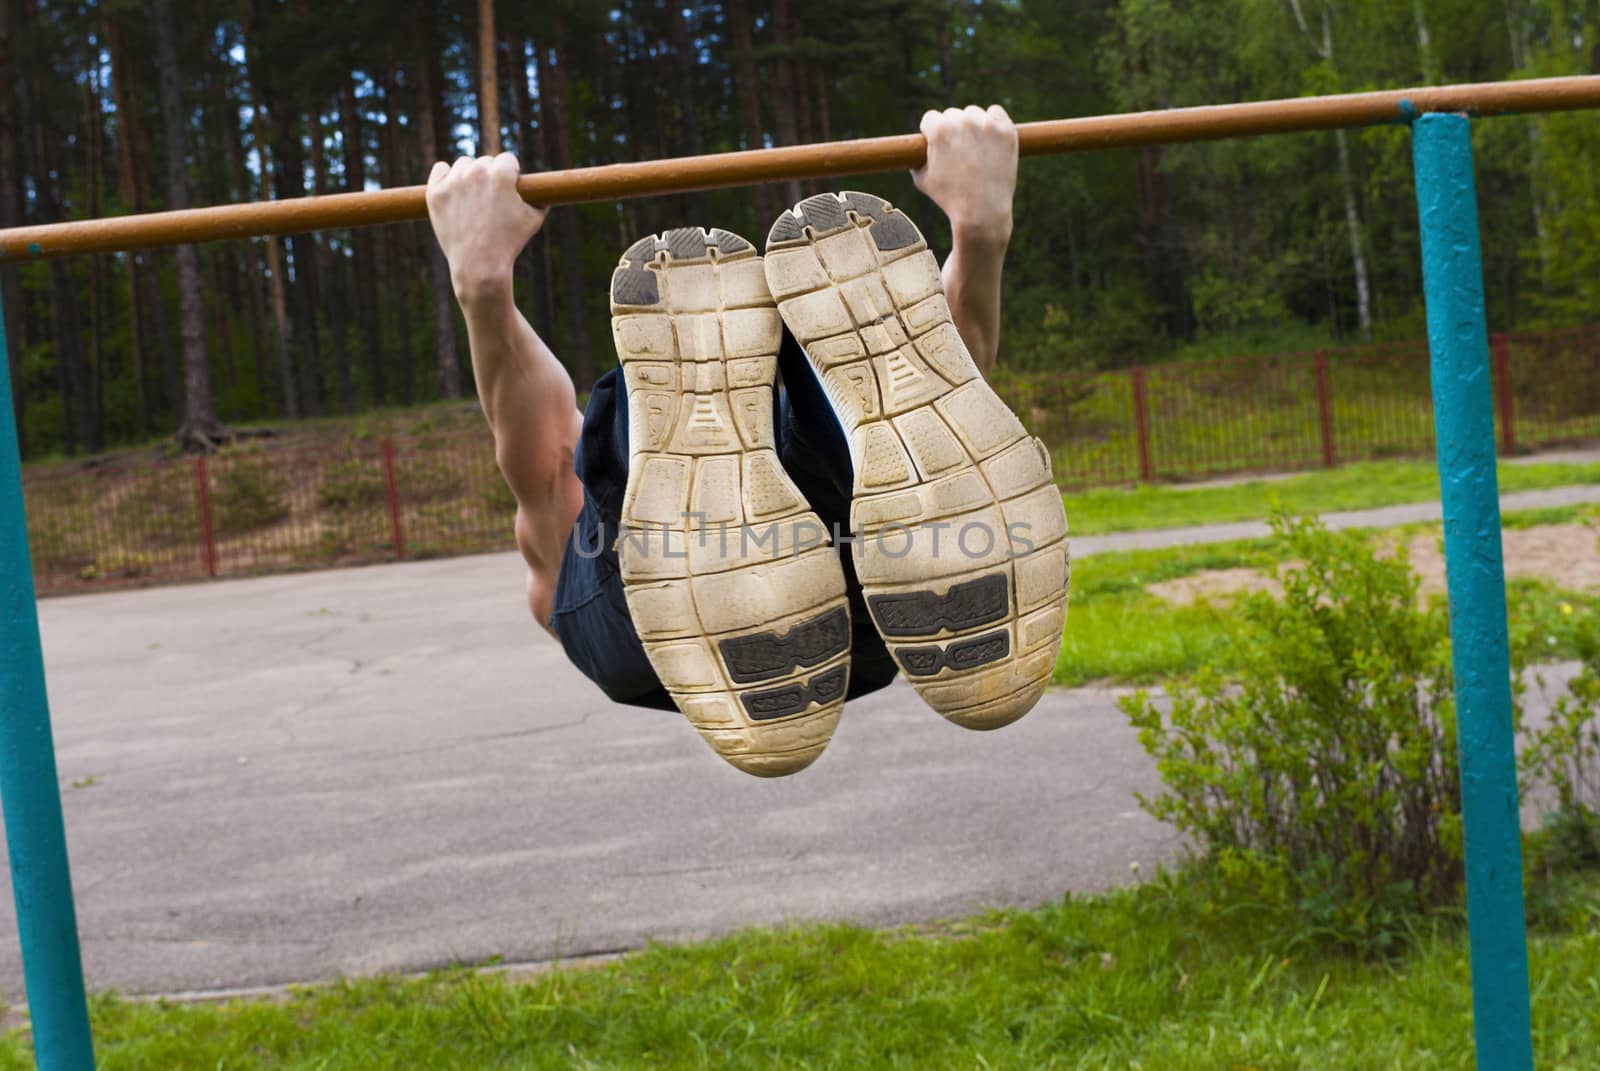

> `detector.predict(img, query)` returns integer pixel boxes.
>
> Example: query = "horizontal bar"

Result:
[1,75,1597,264]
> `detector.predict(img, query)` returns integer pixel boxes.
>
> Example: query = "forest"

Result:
[0,0,1596,458]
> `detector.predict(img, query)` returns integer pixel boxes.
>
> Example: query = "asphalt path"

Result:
[3,551,1172,1000]
[6,481,1593,1000]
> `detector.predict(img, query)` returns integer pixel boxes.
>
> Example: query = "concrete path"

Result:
[1073,482,1600,556]
[2,553,1174,1001]
[3,481,1591,1000]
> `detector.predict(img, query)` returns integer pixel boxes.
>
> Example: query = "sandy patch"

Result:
[1147,523,1600,606]
[1404,523,1600,594]
[1147,567,1283,607]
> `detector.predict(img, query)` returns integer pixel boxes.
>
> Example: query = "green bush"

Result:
[1119,513,1476,952]
[318,456,388,512]
[1522,606,1600,869]
[213,454,291,535]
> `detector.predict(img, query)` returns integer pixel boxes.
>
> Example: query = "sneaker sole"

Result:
[609,226,852,777]
[763,193,1069,730]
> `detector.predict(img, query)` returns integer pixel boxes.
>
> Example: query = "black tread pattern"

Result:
[665,227,709,260]
[796,193,849,234]
[709,228,752,254]
[869,213,921,251]
[741,664,849,720]
[768,213,804,244]
[868,575,1008,637]
[896,629,1012,678]
[844,192,887,220]
[719,607,851,684]
[611,266,659,307]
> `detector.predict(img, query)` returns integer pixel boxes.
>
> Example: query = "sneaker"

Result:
[763,193,1069,729]
[609,227,853,776]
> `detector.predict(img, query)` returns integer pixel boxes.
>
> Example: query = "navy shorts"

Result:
[547,332,899,711]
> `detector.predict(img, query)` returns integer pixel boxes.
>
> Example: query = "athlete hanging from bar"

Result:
[424,105,1070,777]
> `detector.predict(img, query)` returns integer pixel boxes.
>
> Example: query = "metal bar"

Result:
[1412,112,1533,1071]
[1130,366,1152,483]
[0,294,97,1067]
[1314,350,1336,467]
[1491,333,1516,455]
[2,76,1598,264]
[192,456,217,578]
[381,439,405,561]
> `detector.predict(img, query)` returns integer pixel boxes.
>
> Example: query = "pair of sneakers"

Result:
[608,191,1070,777]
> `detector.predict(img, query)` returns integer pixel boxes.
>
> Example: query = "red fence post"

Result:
[1314,349,1336,468]
[1491,332,1515,455]
[381,438,405,561]
[1131,365,1153,483]
[192,455,218,578]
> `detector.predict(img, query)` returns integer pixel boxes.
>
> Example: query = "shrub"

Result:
[213,453,291,535]
[1521,605,1600,868]
[1119,513,1477,952]
[318,456,388,512]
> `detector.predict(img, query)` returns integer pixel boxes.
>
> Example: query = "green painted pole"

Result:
[0,291,96,1068]
[1411,112,1533,1071]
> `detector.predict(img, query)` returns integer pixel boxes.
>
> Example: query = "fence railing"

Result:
[23,323,1600,595]
[990,324,1600,488]
[25,431,513,595]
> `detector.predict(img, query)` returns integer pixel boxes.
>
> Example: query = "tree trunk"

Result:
[1412,0,1436,82]
[536,26,595,387]
[1291,0,1373,340]
[726,0,775,245]
[83,43,105,450]
[477,0,501,155]
[1333,128,1372,340]
[767,0,804,207]
[0,0,27,454]
[153,0,226,450]
[414,0,463,399]
[666,5,707,220]
[379,59,418,406]
[107,11,154,436]
[20,0,90,454]
[310,108,354,411]
[341,76,385,406]
[510,36,551,335]
[246,70,298,418]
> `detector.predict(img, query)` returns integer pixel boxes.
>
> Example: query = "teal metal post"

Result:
[1412,112,1533,1071]
[0,291,96,1068]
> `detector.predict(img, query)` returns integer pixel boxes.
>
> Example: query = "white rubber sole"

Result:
[609,227,852,777]
[763,193,1069,730]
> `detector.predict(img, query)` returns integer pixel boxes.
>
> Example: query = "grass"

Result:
[1054,507,1600,686]
[1061,459,1600,536]
[2,866,1592,1070]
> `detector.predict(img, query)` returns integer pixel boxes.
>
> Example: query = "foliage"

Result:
[1119,513,1474,952]
[1521,601,1600,865]
[4,0,1599,459]
[317,455,388,513]
[211,453,291,535]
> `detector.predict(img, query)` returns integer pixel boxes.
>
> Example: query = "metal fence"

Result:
[990,324,1600,487]
[23,323,1600,596]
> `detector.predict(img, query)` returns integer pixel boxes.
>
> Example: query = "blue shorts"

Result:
[547,332,899,711]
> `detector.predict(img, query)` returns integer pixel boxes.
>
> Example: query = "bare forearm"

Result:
[456,278,580,504]
[943,224,1010,380]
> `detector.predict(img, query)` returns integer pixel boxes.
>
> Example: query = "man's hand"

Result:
[912,105,1018,248]
[425,152,546,306]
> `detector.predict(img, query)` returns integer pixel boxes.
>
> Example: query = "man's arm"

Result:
[912,105,1018,380]
[426,153,584,626]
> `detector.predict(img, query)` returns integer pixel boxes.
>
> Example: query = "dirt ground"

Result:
[1148,523,1600,606]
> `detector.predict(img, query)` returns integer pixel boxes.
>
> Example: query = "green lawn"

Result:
[1054,508,1600,686]
[1060,459,1600,536]
[4,868,1592,1070]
